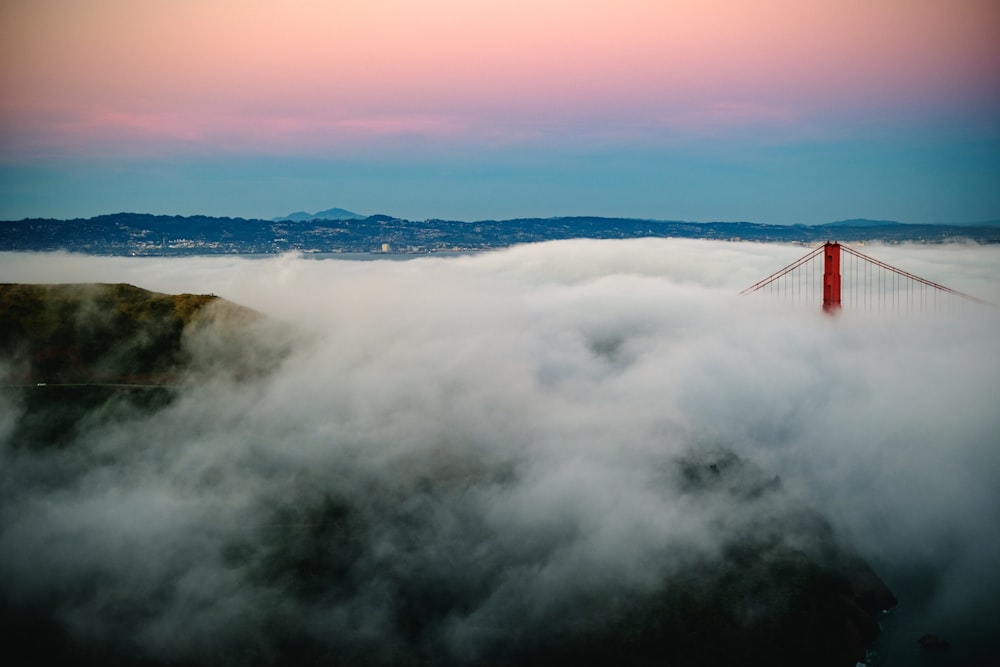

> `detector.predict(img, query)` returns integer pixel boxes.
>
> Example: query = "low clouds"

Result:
[1,239,998,664]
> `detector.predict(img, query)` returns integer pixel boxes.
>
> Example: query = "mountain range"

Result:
[271,207,366,222]
[2,211,998,256]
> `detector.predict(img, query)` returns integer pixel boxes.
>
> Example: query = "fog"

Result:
[2,239,999,664]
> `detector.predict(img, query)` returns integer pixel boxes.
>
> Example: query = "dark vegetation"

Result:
[2,212,998,255]
[1,449,897,667]
[0,284,896,665]
[1,283,216,384]
[0,283,277,448]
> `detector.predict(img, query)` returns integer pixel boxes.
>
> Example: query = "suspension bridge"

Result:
[741,242,990,314]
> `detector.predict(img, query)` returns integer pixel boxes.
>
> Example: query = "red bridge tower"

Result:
[822,242,841,313]
[740,239,987,314]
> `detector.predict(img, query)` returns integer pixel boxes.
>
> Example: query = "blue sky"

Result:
[4,131,997,224]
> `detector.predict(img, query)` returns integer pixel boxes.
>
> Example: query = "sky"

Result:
[2,241,1000,663]
[1,0,999,222]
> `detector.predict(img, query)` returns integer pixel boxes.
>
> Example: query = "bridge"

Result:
[741,242,990,314]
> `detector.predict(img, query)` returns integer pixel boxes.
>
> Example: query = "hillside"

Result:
[1,283,220,384]
[2,213,998,255]
[0,282,898,665]
[0,283,289,447]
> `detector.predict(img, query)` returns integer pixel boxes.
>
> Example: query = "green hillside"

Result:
[1,283,285,447]
[1,283,220,384]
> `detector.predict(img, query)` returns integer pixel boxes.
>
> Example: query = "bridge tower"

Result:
[741,240,988,314]
[822,242,841,313]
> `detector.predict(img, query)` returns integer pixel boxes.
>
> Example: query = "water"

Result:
[871,570,996,666]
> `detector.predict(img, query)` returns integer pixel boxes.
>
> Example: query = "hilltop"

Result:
[272,207,365,222]
[1,283,218,385]
[0,282,291,447]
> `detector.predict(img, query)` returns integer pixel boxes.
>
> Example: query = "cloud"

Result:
[1,239,998,664]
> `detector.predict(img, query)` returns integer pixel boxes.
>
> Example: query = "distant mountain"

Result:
[275,211,314,222]
[273,207,364,222]
[820,218,901,227]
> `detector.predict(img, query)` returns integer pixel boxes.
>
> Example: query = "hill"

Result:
[2,213,998,255]
[1,283,218,385]
[821,218,901,227]
[272,207,365,222]
[0,282,290,447]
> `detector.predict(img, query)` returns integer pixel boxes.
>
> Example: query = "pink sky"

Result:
[3,0,998,157]
[1,1,998,223]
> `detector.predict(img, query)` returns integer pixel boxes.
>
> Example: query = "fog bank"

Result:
[2,240,998,664]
